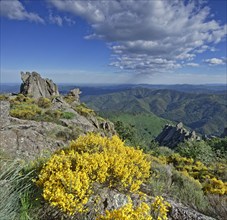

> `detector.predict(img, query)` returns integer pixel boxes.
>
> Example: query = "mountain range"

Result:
[82,87,227,136]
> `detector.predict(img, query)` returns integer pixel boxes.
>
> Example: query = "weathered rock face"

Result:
[155,122,201,148]
[167,199,215,220]
[20,71,59,99]
[0,99,115,160]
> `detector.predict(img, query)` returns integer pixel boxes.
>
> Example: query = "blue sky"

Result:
[0,0,226,84]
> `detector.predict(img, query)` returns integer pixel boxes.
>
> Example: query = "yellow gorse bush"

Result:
[164,153,227,195]
[36,133,151,215]
[97,196,170,220]
[151,196,171,220]
[97,201,152,220]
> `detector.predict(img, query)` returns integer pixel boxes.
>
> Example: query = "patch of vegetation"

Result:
[10,103,42,120]
[0,94,9,101]
[1,109,226,220]
[176,140,214,164]
[103,113,171,149]
[37,97,51,108]
[0,160,38,220]
[61,111,75,119]
[75,103,95,116]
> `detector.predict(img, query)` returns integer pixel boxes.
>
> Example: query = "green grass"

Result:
[0,160,35,220]
[101,112,172,149]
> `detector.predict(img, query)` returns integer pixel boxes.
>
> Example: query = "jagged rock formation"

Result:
[0,73,115,160]
[220,127,227,138]
[155,122,201,148]
[67,88,81,103]
[20,71,59,99]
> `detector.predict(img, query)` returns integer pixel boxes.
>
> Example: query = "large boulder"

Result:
[155,122,201,148]
[20,71,59,99]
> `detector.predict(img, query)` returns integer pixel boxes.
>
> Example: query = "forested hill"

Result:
[82,87,227,136]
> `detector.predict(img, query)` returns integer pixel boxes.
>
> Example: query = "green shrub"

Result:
[10,103,42,120]
[37,97,51,108]
[176,140,214,164]
[61,111,75,119]
[207,137,227,161]
[170,170,208,211]
[75,104,95,116]
[149,162,172,196]
[45,109,62,119]
[152,146,174,157]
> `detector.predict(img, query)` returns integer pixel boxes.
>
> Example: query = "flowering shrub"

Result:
[203,177,227,195]
[97,196,170,220]
[36,133,151,215]
[97,201,152,220]
[165,153,227,195]
[151,196,171,220]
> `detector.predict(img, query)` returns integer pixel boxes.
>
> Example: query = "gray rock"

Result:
[155,122,200,148]
[0,101,10,128]
[67,88,81,103]
[168,199,215,220]
[20,71,59,99]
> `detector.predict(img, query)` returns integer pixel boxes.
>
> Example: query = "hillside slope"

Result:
[82,88,227,135]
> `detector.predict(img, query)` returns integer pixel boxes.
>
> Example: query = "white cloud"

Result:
[0,0,44,23]
[186,63,200,67]
[64,16,76,26]
[49,0,227,74]
[48,11,76,26]
[49,12,63,26]
[205,58,226,65]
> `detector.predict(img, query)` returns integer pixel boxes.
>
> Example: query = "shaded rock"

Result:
[20,71,59,99]
[155,122,201,148]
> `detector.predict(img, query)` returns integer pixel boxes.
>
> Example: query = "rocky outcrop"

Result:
[155,122,201,148]
[0,72,115,160]
[67,88,81,103]
[20,71,59,99]
[0,98,115,160]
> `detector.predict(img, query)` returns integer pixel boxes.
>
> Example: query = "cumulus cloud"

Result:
[49,0,227,74]
[0,0,44,23]
[205,58,226,65]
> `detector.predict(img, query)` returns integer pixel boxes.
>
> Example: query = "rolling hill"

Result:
[82,87,227,136]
